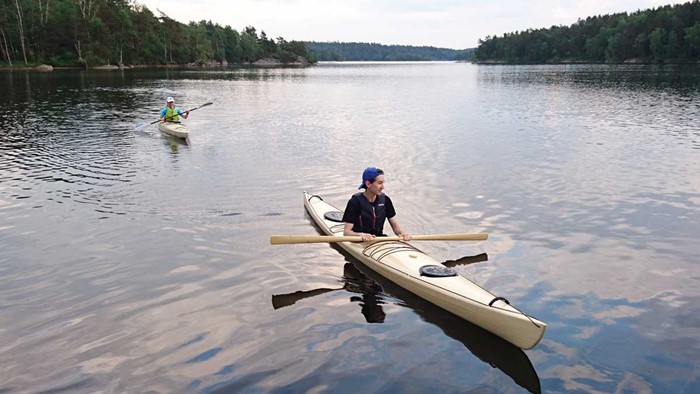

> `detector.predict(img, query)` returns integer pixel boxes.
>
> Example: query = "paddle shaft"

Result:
[270,233,488,245]
[134,102,213,129]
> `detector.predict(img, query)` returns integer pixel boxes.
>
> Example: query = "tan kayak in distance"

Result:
[302,191,547,350]
[158,121,189,139]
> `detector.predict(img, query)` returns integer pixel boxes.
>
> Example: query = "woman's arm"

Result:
[344,222,375,241]
[388,217,411,241]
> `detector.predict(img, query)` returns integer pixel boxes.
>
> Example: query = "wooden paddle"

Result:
[270,233,488,245]
[133,102,213,130]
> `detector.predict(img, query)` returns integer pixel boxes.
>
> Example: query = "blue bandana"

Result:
[359,167,383,189]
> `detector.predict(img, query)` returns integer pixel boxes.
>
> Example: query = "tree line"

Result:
[305,41,474,61]
[474,0,700,63]
[0,0,315,68]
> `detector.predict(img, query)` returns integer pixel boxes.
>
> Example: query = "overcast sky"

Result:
[137,0,689,49]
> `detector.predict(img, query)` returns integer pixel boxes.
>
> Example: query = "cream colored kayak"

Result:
[158,121,189,139]
[303,191,546,349]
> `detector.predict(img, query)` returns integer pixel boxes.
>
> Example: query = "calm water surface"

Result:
[1,63,699,393]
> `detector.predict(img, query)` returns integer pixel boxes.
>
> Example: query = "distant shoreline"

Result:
[475,59,700,65]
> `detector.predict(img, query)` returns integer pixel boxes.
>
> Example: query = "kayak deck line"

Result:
[303,191,547,349]
[364,239,424,260]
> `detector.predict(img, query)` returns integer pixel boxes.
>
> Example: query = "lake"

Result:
[1,62,699,393]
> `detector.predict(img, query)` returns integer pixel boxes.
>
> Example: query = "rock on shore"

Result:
[92,64,120,70]
[253,56,310,67]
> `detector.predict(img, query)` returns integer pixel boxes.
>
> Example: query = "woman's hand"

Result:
[398,233,412,241]
[359,233,375,242]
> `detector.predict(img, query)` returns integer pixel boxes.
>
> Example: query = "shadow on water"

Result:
[272,255,541,394]
[442,252,489,268]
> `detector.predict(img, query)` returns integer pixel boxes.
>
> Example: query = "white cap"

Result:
[166,96,174,103]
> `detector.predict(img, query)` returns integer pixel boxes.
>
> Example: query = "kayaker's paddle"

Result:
[270,233,488,245]
[133,102,213,130]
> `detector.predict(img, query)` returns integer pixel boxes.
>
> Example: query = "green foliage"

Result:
[685,21,700,56]
[475,0,700,63]
[190,21,214,64]
[305,42,473,61]
[258,31,277,58]
[453,49,473,61]
[277,49,298,63]
[649,28,667,61]
[0,0,313,67]
[222,28,242,63]
[239,32,258,63]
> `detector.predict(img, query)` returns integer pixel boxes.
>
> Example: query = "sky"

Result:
[137,0,690,49]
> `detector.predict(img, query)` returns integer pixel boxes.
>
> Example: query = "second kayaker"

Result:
[342,167,412,242]
[160,96,190,123]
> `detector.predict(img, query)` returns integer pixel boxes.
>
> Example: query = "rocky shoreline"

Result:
[0,57,313,72]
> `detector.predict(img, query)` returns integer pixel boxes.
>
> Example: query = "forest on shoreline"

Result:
[474,1,700,64]
[0,0,315,69]
[305,42,474,61]
[5,1,700,69]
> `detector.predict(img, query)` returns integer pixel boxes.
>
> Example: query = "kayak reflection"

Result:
[270,253,487,314]
[272,254,487,323]
[271,254,541,394]
[343,253,488,323]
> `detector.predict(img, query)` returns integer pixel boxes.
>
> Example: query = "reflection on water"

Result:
[163,133,191,153]
[273,263,387,323]
[1,64,699,392]
[273,259,541,394]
